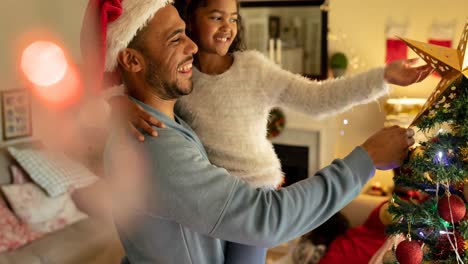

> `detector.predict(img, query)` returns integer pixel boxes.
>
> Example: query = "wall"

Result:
[1,0,87,89]
[0,0,88,146]
[328,0,468,191]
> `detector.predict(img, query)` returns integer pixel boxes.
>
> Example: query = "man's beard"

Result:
[144,57,193,100]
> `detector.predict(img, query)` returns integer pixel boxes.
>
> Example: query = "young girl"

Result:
[107,0,431,262]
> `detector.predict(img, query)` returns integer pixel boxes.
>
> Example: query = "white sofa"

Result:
[0,142,124,264]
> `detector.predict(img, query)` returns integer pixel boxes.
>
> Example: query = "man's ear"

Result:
[117,49,144,73]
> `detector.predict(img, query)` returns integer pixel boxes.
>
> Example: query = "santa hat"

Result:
[81,0,173,90]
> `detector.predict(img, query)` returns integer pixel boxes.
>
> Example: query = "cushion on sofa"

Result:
[7,147,98,197]
[1,183,88,233]
[10,164,31,184]
[0,217,125,264]
[0,197,43,253]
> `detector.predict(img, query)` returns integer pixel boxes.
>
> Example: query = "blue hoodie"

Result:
[104,98,375,264]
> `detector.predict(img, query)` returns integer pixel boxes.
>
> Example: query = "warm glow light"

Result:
[21,41,68,87]
[32,64,82,108]
[343,119,349,125]
[386,98,427,105]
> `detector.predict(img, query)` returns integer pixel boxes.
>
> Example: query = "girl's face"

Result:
[191,0,239,56]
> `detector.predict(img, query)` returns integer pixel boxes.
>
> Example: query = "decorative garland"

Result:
[267,108,286,139]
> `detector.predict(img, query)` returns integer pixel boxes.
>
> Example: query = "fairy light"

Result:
[418,231,425,238]
[434,151,448,166]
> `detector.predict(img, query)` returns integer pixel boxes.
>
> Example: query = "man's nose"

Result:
[185,37,198,55]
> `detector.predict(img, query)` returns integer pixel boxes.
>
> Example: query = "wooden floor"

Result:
[266,242,291,263]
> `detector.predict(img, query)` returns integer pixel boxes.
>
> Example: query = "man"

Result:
[81,0,415,263]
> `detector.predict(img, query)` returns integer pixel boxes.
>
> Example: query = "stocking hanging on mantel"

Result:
[399,19,468,126]
[428,22,456,77]
[385,22,408,63]
[428,22,455,47]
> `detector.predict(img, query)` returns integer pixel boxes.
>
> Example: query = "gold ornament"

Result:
[464,184,468,203]
[379,202,399,226]
[410,146,426,160]
[399,19,468,126]
[460,147,468,162]
[423,172,434,183]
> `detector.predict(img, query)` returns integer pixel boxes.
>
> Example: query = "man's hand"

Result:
[384,58,433,86]
[361,126,415,170]
[109,96,165,141]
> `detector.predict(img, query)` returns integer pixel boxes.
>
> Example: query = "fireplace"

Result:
[272,144,308,186]
[270,129,320,187]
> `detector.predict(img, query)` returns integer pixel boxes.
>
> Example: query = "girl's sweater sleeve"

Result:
[251,51,390,119]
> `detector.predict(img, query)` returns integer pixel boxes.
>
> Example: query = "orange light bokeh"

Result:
[21,41,68,87]
[32,64,82,108]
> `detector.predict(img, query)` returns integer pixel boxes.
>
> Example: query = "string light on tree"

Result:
[386,19,468,264]
[434,231,465,260]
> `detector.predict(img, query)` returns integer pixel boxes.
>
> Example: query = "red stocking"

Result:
[385,22,408,64]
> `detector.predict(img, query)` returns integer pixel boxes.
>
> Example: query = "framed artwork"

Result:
[1,89,32,140]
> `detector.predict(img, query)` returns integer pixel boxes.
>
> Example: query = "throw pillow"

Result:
[1,183,88,233]
[0,196,43,253]
[8,147,98,197]
[10,164,31,184]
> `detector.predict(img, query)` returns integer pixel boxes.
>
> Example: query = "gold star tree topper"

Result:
[399,19,468,126]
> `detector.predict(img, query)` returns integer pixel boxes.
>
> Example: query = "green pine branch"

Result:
[387,76,468,262]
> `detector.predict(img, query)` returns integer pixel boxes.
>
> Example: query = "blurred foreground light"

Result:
[33,65,82,108]
[21,41,68,87]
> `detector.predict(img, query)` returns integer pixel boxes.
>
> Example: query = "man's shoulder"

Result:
[106,126,196,157]
[146,128,194,148]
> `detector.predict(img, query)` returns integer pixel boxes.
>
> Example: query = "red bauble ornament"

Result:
[434,231,465,260]
[395,240,423,264]
[437,195,467,223]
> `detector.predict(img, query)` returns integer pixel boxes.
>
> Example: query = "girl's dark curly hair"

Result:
[174,0,246,53]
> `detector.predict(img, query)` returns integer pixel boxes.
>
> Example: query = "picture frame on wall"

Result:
[1,89,32,140]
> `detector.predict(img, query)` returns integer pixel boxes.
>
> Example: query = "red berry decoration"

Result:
[434,231,465,260]
[266,108,286,139]
[395,240,423,264]
[437,195,467,223]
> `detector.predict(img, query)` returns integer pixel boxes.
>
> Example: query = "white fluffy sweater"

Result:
[174,50,389,188]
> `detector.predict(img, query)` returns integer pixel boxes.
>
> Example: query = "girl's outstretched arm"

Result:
[253,50,431,119]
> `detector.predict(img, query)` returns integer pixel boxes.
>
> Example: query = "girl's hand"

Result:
[384,58,433,86]
[109,96,165,141]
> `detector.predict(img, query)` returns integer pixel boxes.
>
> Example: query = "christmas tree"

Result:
[385,21,468,264]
